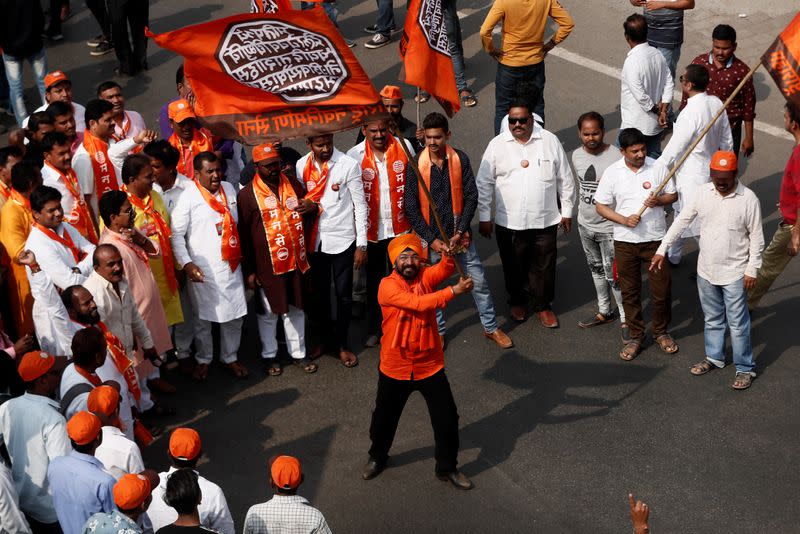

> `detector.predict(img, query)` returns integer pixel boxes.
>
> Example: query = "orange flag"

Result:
[399,0,460,117]
[250,0,292,13]
[147,12,388,143]
[762,12,800,112]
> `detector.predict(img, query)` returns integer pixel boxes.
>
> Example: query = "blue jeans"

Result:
[494,62,545,134]
[697,275,755,375]
[654,45,681,80]
[429,240,499,335]
[443,0,467,92]
[301,1,338,25]
[375,0,395,34]
[578,226,625,321]
[2,48,47,126]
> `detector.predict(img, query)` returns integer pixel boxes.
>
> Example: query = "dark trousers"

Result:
[495,224,557,312]
[47,0,63,35]
[366,238,391,335]
[494,61,545,134]
[85,0,111,39]
[26,516,62,534]
[108,0,149,73]
[368,369,460,474]
[310,243,355,351]
[375,0,395,34]
[614,240,672,342]
[731,120,742,159]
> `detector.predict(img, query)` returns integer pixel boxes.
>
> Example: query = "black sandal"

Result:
[460,89,477,107]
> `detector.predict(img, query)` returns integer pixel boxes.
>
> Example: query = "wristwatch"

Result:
[358,246,367,252]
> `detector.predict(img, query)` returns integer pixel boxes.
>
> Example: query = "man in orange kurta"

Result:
[362,233,475,490]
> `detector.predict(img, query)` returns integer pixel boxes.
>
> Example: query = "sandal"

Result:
[732,372,754,390]
[460,89,477,107]
[655,334,679,354]
[339,350,359,368]
[619,341,641,361]
[226,361,249,379]
[415,90,431,103]
[192,362,209,382]
[690,360,716,376]
[578,311,615,328]
[294,358,318,374]
[265,360,282,377]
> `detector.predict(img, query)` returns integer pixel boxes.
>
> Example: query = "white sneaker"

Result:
[364,33,390,49]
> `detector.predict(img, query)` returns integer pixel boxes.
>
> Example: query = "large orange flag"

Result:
[250,0,292,13]
[762,12,800,112]
[399,0,460,117]
[147,12,387,143]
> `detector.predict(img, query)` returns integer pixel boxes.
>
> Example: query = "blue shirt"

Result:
[47,451,116,534]
[82,510,142,534]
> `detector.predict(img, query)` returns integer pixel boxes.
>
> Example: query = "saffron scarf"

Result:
[195,180,241,272]
[32,222,85,263]
[301,156,330,248]
[168,129,213,178]
[360,135,410,242]
[83,131,120,200]
[417,146,463,228]
[44,162,98,244]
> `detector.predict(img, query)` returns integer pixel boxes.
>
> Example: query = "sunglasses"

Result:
[508,117,530,125]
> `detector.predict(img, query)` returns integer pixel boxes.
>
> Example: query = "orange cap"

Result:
[67,411,102,445]
[44,71,70,90]
[168,99,196,123]
[252,143,280,163]
[388,233,424,264]
[380,85,403,101]
[271,455,302,489]
[169,428,202,461]
[87,385,120,417]
[710,150,737,172]
[17,351,61,382]
[113,473,151,510]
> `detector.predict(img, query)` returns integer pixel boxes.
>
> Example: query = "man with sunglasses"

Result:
[476,98,575,327]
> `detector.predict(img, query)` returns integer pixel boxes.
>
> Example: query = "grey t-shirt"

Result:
[571,145,620,233]
[644,6,684,49]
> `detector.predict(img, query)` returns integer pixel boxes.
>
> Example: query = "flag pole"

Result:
[390,123,468,278]
[416,88,421,128]
[637,62,762,217]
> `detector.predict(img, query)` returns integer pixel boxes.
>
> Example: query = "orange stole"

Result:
[32,223,85,263]
[417,146,463,227]
[124,188,178,293]
[360,136,410,242]
[194,181,241,272]
[83,131,120,200]
[44,162,98,244]
[168,129,213,177]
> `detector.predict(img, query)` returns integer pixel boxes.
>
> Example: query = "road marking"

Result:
[547,47,793,141]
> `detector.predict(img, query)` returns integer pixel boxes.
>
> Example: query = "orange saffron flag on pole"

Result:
[250,0,292,13]
[762,12,800,112]
[147,11,388,143]
[399,0,460,117]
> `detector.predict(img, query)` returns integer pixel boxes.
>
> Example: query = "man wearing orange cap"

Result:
[652,151,763,390]
[362,233,475,490]
[48,411,117,534]
[238,143,318,375]
[24,71,87,134]
[147,428,234,534]
[355,85,423,151]
[0,351,70,531]
[170,152,248,381]
[82,473,153,533]
[243,455,332,533]
[88,385,145,480]
[167,99,215,179]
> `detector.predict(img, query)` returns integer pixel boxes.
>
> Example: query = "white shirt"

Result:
[0,393,71,523]
[296,148,368,253]
[73,138,138,215]
[152,173,192,215]
[0,461,32,534]
[620,43,675,136]
[657,92,734,220]
[476,124,575,229]
[347,139,416,241]
[657,182,764,285]
[170,180,247,323]
[41,163,87,228]
[148,467,235,534]
[94,426,144,480]
[24,102,86,133]
[113,110,146,142]
[83,271,154,353]
[594,157,675,243]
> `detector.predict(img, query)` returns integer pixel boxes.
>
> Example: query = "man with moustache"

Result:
[24,71,86,133]
[361,233,475,490]
[355,85,423,151]
[97,81,146,142]
[47,100,82,153]
[651,151,763,390]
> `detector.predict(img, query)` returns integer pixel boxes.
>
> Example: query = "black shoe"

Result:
[364,24,399,34]
[577,310,616,328]
[361,458,385,480]
[87,34,105,47]
[91,41,114,56]
[437,470,474,490]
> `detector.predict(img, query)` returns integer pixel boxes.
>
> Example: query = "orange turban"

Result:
[710,150,737,172]
[380,85,403,101]
[388,234,424,265]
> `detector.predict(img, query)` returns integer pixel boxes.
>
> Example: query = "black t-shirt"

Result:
[156,525,218,534]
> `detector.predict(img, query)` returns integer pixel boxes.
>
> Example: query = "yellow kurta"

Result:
[133,190,183,326]
[0,198,34,335]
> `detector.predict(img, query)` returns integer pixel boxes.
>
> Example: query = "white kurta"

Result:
[25,223,95,351]
[657,92,734,236]
[41,164,84,226]
[170,180,247,323]
[72,138,137,215]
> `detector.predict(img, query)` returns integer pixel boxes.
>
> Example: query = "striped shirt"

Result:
[644,6,683,49]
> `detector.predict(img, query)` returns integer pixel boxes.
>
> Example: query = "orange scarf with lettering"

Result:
[33,222,85,263]
[360,136,410,242]
[417,146,463,228]
[169,129,213,178]
[252,173,310,276]
[111,113,131,143]
[195,181,241,272]
[301,156,329,248]
[0,180,10,202]
[97,321,141,401]
[83,131,119,200]
[123,187,178,293]
[44,162,98,244]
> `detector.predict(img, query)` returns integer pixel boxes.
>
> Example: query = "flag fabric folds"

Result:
[762,12,800,112]
[147,11,387,143]
[250,0,293,13]
[399,0,460,117]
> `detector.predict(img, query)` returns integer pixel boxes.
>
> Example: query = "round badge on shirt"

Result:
[642,181,652,189]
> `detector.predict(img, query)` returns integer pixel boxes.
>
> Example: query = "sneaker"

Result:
[344,38,356,48]
[90,41,114,57]
[364,24,399,34]
[43,30,64,41]
[364,33,390,49]
[86,34,105,47]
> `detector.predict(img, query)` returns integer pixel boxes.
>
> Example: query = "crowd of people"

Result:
[0,0,798,532]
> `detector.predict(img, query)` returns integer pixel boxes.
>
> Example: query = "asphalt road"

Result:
[10,0,800,532]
